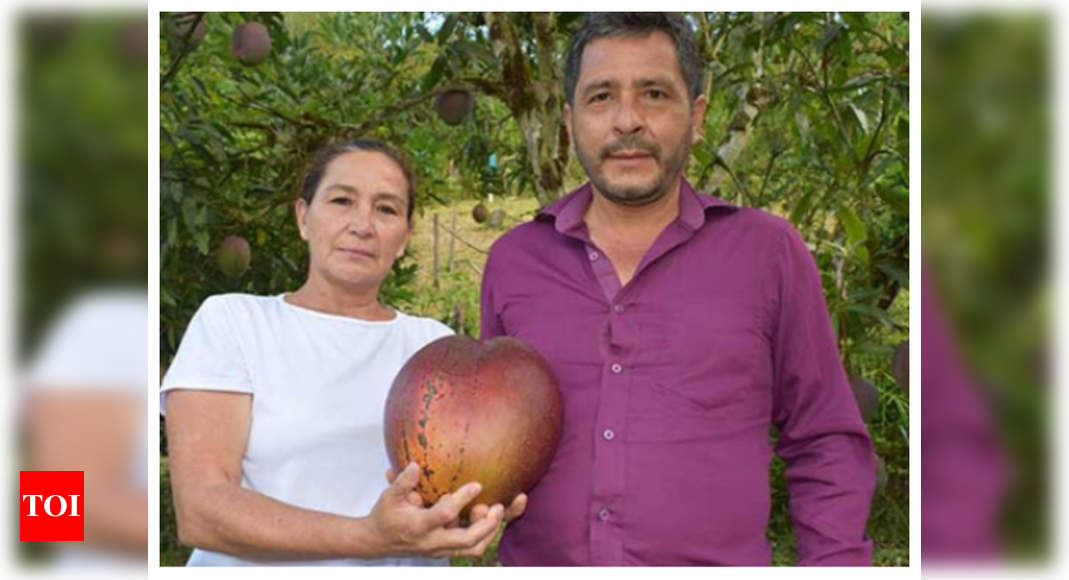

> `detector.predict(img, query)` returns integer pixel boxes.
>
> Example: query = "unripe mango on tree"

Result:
[232,21,271,66]
[849,375,879,423]
[892,340,908,391]
[487,208,505,229]
[471,203,489,224]
[434,89,474,125]
[216,235,251,278]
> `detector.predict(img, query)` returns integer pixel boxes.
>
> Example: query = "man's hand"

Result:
[470,493,527,524]
[369,462,503,558]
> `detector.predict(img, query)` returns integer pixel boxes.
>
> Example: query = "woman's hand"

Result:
[384,467,528,525]
[368,463,503,558]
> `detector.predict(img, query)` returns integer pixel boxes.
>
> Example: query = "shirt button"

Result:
[613,304,624,313]
[588,251,599,261]
[611,363,623,374]
[598,508,611,521]
[603,429,615,441]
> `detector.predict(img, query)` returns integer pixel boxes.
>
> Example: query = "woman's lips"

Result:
[340,248,376,259]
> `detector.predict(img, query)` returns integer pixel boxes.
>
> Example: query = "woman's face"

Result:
[295,150,411,292]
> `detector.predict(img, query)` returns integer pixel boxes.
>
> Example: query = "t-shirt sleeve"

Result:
[160,295,253,415]
[429,319,455,341]
[24,290,148,393]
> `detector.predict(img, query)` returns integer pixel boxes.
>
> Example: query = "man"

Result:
[480,13,877,565]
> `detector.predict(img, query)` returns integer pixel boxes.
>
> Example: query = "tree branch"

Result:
[160,13,205,89]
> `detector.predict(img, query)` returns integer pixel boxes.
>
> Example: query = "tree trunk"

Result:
[486,13,569,206]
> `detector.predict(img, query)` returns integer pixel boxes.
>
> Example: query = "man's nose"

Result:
[612,94,645,136]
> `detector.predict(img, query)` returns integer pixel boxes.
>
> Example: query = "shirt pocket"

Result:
[628,311,767,442]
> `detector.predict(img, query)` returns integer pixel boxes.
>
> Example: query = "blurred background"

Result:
[921,6,1052,571]
[7,6,147,573]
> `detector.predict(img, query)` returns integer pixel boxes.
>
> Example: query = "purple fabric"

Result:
[480,180,876,566]
[920,265,1007,562]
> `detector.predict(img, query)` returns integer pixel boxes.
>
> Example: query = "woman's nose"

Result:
[347,207,375,237]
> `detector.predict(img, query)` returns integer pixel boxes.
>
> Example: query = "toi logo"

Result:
[20,471,84,541]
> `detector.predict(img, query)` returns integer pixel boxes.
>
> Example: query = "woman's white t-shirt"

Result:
[160,293,453,566]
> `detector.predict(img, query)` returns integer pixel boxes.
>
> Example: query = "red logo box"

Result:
[20,471,84,541]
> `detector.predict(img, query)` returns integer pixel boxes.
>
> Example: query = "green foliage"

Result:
[160,458,192,566]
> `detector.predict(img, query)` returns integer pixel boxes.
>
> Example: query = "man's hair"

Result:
[565,13,705,106]
[299,138,415,223]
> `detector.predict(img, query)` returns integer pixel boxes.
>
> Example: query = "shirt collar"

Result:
[536,178,736,235]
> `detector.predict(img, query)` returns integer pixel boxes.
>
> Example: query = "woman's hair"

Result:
[299,139,415,223]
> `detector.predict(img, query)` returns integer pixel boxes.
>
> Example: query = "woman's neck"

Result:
[286,276,395,321]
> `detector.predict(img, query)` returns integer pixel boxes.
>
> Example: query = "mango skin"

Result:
[384,336,563,516]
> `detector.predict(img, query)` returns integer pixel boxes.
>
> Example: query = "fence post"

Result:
[447,212,457,272]
[432,213,439,289]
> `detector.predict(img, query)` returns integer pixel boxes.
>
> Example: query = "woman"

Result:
[161,140,523,566]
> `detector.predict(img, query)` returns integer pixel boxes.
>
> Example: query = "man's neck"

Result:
[583,178,683,243]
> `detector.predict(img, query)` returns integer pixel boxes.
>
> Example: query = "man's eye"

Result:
[588,93,610,104]
[331,197,352,205]
[647,89,667,99]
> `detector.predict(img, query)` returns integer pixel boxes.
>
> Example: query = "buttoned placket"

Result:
[584,238,631,565]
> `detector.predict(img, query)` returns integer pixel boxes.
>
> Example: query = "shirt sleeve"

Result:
[24,290,148,393]
[769,225,877,566]
[160,295,253,415]
[479,246,506,340]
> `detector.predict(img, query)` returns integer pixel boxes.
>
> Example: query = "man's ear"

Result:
[295,198,309,241]
[563,102,574,144]
[690,94,708,144]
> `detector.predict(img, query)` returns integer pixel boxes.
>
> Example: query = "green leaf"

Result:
[848,102,870,135]
[166,218,178,249]
[195,230,210,256]
[421,51,448,93]
[845,302,897,328]
[842,13,869,31]
[880,45,907,70]
[436,14,458,45]
[856,245,871,266]
[877,185,909,216]
[415,23,433,43]
[818,22,843,53]
[790,190,816,225]
[161,286,177,307]
[838,206,867,246]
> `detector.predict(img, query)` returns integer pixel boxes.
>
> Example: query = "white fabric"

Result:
[26,289,149,394]
[23,289,149,568]
[160,293,453,567]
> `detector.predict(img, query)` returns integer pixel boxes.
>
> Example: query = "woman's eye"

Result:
[377,205,398,215]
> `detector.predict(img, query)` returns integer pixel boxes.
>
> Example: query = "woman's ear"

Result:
[295,198,309,241]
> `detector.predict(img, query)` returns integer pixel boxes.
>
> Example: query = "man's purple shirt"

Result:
[479,180,876,565]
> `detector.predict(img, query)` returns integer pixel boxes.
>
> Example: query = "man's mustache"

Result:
[599,137,661,160]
